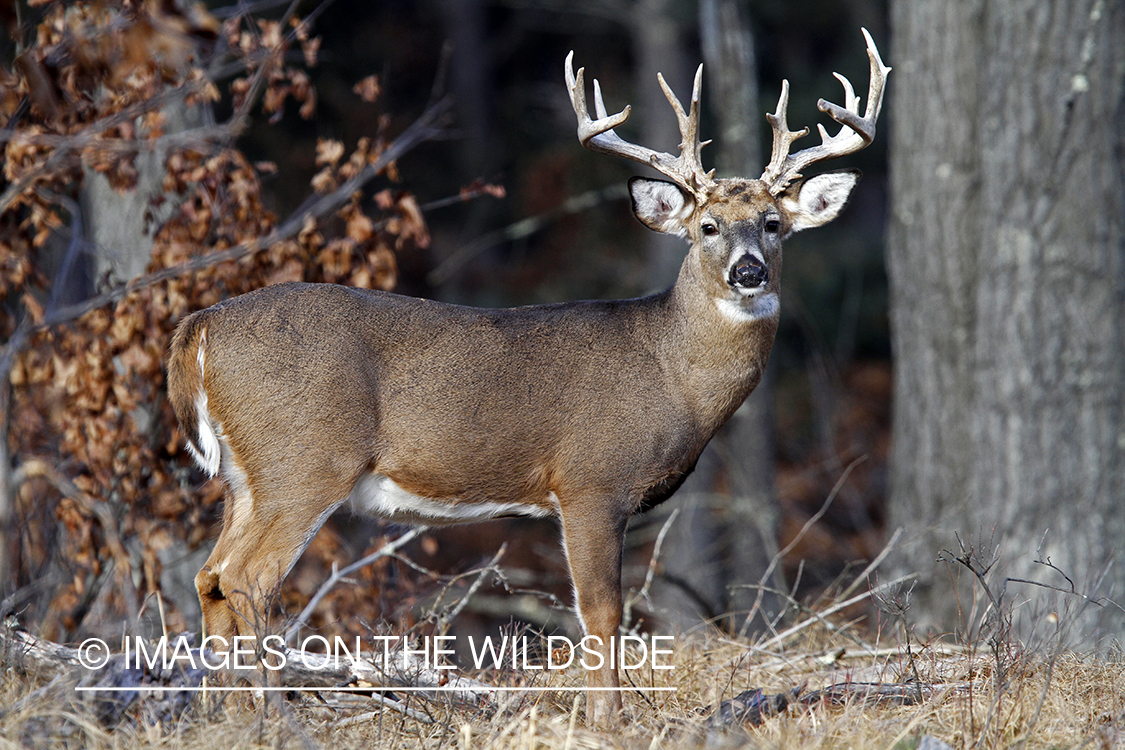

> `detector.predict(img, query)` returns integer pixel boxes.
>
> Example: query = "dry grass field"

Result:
[3,580,1122,750]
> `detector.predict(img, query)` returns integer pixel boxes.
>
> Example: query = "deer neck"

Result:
[662,249,779,429]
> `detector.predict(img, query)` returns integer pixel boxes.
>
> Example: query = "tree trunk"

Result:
[886,0,1125,642]
[646,0,782,634]
[82,97,201,284]
[699,0,783,632]
[630,0,713,630]
[634,0,693,288]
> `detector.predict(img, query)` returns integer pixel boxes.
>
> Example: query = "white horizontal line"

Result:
[74,686,676,693]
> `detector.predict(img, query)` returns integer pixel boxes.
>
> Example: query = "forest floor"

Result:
[2,595,1122,750]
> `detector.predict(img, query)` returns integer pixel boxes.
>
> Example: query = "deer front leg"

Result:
[195,520,307,646]
[196,481,343,646]
[559,502,628,726]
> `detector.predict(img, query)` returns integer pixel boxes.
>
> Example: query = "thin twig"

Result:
[622,507,679,633]
[427,183,627,285]
[739,456,866,637]
[839,526,903,601]
[436,543,508,635]
[285,528,422,645]
[752,573,917,653]
[331,698,435,726]
[764,584,879,654]
[412,182,506,214]
[1005,577,1121,612]
[224,0,305,137]
[939,534,1004,624]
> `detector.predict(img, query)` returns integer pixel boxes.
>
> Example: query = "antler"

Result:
[761,28,891,195]
[565,51,715,199]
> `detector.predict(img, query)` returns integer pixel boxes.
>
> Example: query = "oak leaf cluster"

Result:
[1,0,431,640]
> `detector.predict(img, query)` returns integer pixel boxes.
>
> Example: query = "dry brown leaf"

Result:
[301,36,322,68]
[21,292,45,324]
[316,138,345,167]
[353,75,381,104]
[264,257,304,286]
[395,193,430,249]
[258,19,283,49]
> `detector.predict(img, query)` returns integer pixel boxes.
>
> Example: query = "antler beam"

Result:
[565,51,715,199]
[761,28,891,195]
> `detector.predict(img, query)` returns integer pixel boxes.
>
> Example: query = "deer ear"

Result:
[629,177,695,236]
[778,169,860,234]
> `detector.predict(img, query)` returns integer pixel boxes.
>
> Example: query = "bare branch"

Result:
[427,183,626,286]
[31,96,451,336]
[0,81,212,214]
[285,528,422,645]
[738,455,867,637]
[622,507,679,633]
[753,572,918,652]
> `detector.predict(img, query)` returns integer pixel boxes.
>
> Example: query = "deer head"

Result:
[566,28,890,322]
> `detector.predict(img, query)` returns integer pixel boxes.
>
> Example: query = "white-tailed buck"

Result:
[167,29,888,724]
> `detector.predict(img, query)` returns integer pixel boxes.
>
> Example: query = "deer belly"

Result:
[346,473,556,526]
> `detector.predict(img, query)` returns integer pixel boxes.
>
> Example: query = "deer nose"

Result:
[728,255,768,289]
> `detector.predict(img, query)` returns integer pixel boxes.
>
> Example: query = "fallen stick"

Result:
[1,619,506,711]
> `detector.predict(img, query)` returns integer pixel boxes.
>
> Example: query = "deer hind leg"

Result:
[196,475,345,645]
[559,500,628,727]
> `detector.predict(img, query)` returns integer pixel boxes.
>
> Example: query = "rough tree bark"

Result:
[886,0,1125,641]
[82,97,203,286]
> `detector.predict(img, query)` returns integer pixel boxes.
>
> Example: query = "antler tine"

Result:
[592,79,609,120]
[566,51,631,147]
[761,28,891,195]
[657,64,715,190]
[566,51,714,198]
[761,79,811,188]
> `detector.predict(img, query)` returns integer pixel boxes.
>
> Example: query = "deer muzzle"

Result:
[728,254,769,290]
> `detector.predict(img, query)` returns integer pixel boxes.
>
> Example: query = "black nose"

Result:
[729,255,768,289]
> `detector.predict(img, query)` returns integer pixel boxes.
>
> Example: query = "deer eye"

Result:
[764,219,780,233]
[701,222,719,236]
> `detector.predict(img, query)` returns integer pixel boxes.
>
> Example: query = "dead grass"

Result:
[3,613,1122,750]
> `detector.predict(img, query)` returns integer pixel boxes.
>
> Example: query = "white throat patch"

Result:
[714,292,779,324]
